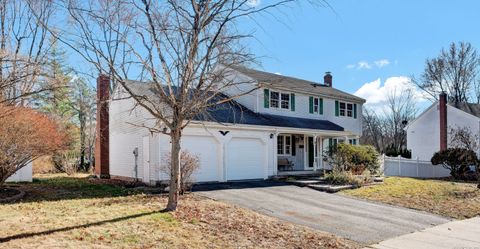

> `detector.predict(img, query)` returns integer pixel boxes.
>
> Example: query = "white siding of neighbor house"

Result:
[407,103,480,161]
[257,88,363,136]
[6,162,33,182]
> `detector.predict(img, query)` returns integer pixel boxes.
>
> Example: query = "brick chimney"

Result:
[439,92,447,151]
[95,74,110,178]
[324,72,332,87]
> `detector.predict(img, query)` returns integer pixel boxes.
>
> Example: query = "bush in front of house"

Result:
[324,143,381,175]
[431,148,478,180]
[162,151,200,194]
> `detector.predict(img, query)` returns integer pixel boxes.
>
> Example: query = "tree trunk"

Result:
[166,128,182,211]
[80,111,86,171]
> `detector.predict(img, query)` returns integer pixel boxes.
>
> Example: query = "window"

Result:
[270,91,279,108]
[269,91,290,110]
[313,98,319,113]
[277,135,292,155]
[349,139,357,145]
[338,101,354,117]
[339,102,346,116]
[281,93,290,109]
[346,103,353,117]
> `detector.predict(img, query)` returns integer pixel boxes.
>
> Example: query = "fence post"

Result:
[398,155,401,176]
[416,157,419,177]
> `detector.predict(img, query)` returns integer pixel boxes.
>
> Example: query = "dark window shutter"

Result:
[319,98,324,115]
[354,104,357,119]
[309,96,313,113]
[264,89,269,108]
[335,101,339,116]
[292,135,296,156]
[291,93,295,111]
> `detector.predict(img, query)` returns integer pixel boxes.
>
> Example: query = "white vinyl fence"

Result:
[381,155,451,178]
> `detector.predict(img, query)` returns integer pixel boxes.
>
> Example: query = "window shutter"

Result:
[264,89,269,108]
[353,104,358,119]
[328,138,333,152]
[309,96,313,113]
[335,100,339,116]
[291,93,295,111]
[319,98,324,115]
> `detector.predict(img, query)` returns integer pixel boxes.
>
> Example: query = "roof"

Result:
[119,80,344,132]
[195,101,344,131]
[230,65,365,103]
[451,102,480,118]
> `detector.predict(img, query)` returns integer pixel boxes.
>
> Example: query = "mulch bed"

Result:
[0,187,25,203]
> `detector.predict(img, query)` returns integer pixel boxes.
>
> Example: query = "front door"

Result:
[307,136,314,169]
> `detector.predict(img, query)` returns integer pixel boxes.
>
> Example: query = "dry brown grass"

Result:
[0,174,359,249]
[341,177,480,219]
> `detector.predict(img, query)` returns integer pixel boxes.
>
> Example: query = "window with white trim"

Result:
[270,91,290,110]
[313,98,319,113]
[339,102,354,117]
[277,135,292,155]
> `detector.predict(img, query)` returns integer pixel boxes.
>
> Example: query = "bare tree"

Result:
[0,0,55,105]
[414,42,480,104]
[44,0,324,211]
[362,86,417,156]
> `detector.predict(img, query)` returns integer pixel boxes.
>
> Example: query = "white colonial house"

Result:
[99,66,365,184]
[406,92,480,161]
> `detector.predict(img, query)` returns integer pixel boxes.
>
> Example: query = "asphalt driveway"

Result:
[194,181,451,244]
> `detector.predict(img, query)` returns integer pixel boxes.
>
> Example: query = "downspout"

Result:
[133,147,139,181]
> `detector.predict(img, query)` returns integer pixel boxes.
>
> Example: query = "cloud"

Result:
[347,59,391,70]
[357,61,372,70]
[247,0,261,7]
[354,76,428,112]
[374,59,390,68]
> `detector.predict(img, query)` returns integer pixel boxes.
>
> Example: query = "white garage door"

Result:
[181,136,220,182]
[226,138,265,181]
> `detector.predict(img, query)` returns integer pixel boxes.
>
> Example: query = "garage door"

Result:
[226,138,265,181]
[181,136,220,182]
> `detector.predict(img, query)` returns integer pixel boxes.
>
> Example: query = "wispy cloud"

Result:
[347,59,391,70]
[247,0,261,7]
[357,61,372,70]
[374,59,390,68]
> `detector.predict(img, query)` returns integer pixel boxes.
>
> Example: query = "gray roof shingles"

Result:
[230,66,365,103]
[452,102,480,118]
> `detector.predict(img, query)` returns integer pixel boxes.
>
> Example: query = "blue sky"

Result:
[242,0,480,110]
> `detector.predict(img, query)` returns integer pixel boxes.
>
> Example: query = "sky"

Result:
[240,0,480,112]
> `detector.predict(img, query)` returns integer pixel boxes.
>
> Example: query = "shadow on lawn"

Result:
[3,175,163,204]
[0,210,166,243]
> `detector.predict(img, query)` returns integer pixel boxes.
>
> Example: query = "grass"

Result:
[0,174,359,249]
[341,177,480,219]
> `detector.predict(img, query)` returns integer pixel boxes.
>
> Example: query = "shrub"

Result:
[324,143,380,174]
[0,105,67,185]
[324,170,363,186]
[431,148,478,180]
[161,151,200,194]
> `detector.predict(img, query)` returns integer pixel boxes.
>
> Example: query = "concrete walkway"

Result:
[195,181,450,244]
[366,217,480,249]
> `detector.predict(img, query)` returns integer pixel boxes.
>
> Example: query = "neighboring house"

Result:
[6,162,33,183]
[98,66,365,184]
[406,92,480,161]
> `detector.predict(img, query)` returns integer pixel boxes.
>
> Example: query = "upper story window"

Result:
[264,89,295,111]
[309,96,323,115]
[335,100,357,118]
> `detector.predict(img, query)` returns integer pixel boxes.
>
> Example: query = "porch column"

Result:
[344,136,349,144]
[273,133,279,176]
[313,135,318,171]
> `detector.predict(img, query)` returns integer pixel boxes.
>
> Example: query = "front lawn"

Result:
[341,177,480,219]
[0,174,358,249]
